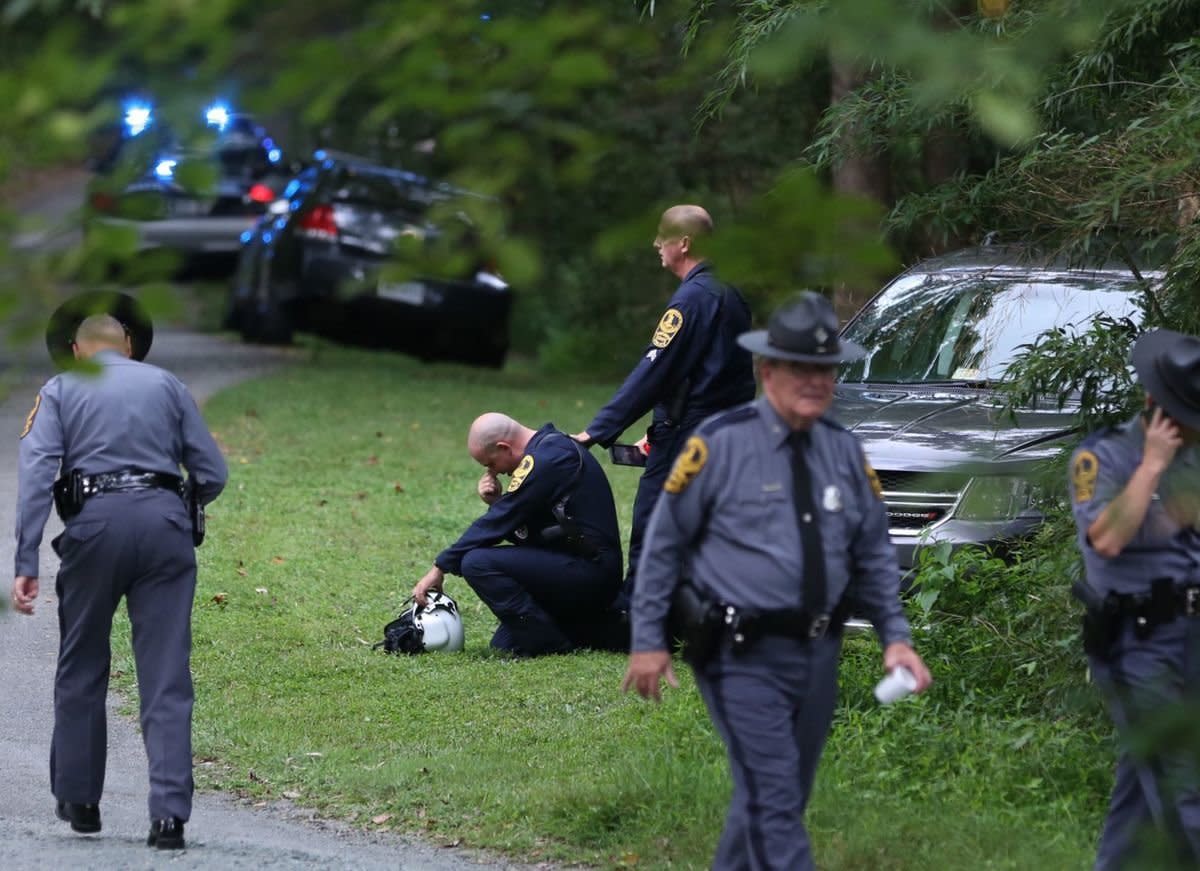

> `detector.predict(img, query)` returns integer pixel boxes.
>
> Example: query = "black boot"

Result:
[147,817,185,850]
[55,801,101,834]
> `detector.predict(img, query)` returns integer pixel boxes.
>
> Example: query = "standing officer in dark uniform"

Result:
[12,294,227,850]
[622,292,931,871]
[573,205,755,608]
[1070,328,1200,870]
[413,412,624,656]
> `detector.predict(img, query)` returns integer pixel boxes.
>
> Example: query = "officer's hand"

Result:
[477,471,501,505]
[571,431,593,446]
[620,650,678,702]
[883,642,932,694]
[12,576,38,616]
[412,566,445,607]
[634,435,650,456]
[1142,406,1183,473]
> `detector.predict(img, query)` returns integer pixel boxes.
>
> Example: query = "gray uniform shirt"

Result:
[15,349,229,577]
[631,396,912,652]
[1070,417,1200,596]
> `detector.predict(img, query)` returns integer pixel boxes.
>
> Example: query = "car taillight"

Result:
[89,191,117,213]
[247,183,275,204]
[298,203,337,240]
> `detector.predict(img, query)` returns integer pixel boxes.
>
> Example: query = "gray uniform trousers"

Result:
[1088,614,1200,870]
[50,489,197,822]
[693,632,842,871]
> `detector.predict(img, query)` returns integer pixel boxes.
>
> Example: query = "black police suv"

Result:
[832,245,1157,574]
[224,150,512,368]
[85,102,290,270]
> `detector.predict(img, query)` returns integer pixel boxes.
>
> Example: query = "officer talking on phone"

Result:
[1070,328,1200,869]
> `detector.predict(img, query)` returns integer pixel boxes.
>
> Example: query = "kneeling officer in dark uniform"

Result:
[621,292,931,870]
[413,412,625,656]
[1070,328,1200,869]
[12,294,227,850]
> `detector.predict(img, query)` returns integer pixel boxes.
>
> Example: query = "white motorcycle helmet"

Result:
[413,591,465,652]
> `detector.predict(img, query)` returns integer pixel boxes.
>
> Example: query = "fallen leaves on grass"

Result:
[372,813,393,825]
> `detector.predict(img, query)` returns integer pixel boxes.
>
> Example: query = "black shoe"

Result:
[147,817,185,850]
[55,800,101,834]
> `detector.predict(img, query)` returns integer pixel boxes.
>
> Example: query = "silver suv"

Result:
[833,246,1155,573]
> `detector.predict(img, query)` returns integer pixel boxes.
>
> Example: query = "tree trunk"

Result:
[829,54,890,321]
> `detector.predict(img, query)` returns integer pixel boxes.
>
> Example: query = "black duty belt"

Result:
[54,468,185,522]
[1108,580,1200,624]
[81,470,184,497]
[723,599,852,651]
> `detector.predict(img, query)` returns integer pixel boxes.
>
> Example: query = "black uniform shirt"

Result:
[585,262,756,447]
[435,423,622,575]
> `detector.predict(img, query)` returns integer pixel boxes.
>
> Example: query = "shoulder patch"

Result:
[1072,450,1099,503]
[664,435,708,494]
[864,459,884,501]
[651,308,684,349]
[507,455,534,493]
[20,394,41,439]
[698,404,758,437]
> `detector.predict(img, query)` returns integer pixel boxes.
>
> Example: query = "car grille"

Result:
[876,470,968,532]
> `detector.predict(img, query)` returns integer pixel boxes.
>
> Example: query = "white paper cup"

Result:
[874,666,918,704]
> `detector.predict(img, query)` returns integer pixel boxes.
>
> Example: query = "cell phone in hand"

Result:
[609,443,648,467]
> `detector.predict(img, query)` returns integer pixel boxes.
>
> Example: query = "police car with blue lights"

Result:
[85,101,290,267]
[225,150,512,367]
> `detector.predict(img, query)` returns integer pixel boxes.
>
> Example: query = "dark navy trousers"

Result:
[619,421,694,610]
[1088,615,1200,870]
[460,545,622,656]
[694,633,842,871]
[51,489,197,822]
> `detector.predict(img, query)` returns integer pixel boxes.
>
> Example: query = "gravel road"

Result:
[0,329,546,871]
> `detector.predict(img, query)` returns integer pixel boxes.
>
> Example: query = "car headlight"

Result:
[951,476,1038,522]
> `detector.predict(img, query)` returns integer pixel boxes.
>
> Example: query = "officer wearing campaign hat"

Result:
[622,291,931,870]
[12,292,227,850]
[1071,327,1200,869]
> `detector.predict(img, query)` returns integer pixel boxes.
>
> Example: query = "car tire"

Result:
[240,302,294,345]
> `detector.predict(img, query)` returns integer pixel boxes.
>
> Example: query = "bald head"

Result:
[468,413,521,455]
[73,314,131,360]
[658,205,712,242]
[467,412,537,475]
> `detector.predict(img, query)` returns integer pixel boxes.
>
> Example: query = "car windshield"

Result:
[839,270,1143,384]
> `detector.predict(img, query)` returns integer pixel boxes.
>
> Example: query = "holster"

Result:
[186,480,206,547]
[52,470,84,522]
[541,499,598,559]
[1073,580,1120,661]
[668,581,722,667]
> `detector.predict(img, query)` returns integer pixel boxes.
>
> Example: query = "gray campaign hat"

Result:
[1132,328,1200,430]
[737,290,865,364]
[45,290,154,368]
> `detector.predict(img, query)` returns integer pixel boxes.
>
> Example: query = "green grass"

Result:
[109,342,1112,869]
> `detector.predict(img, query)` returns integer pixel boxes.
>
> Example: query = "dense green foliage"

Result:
[6,0,1200,382]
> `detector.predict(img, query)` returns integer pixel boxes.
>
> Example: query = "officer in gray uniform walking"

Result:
[1070,328,1200,870]
[11,292,228,851]
[622,291,931,871]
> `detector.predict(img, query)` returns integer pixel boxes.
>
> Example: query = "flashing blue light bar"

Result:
[124,103,153,137]
[154,159,177,180]
[268,147,282,164]
[205,102,231,131]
